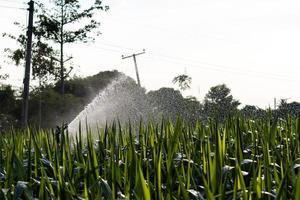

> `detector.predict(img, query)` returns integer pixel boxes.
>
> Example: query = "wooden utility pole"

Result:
[21,0,34,132]
[122,49,145,87]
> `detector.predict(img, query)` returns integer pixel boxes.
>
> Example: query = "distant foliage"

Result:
[276,100,300,118]
[1,70,300,130]
[240,105,267,119]
[172,74,192,91]
[147,88,201,123]
[203,84,240,122]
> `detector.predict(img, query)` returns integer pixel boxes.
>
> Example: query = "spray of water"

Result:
[68,74,152,134]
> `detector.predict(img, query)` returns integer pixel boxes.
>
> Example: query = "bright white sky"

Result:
[0,0,300,108]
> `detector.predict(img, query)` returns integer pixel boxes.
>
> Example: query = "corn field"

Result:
[0,116,300,199]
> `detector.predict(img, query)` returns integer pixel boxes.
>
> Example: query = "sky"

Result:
[0,0,300,108]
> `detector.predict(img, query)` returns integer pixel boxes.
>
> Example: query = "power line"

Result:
[82,43,125,54]
[0,0,24,2]
[0,0,26,9]
[83,41,299,79]
[147,55,300,84]
[153,53,298,80]
[97,41,138,52]
[0,0,24,5]
[0,4,26,10]
[80,43,300,83]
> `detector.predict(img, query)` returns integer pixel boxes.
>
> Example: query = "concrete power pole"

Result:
[21,0,34,132]
[122,49,145,87]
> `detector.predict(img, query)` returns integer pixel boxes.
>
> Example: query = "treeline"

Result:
[0,70,300,132]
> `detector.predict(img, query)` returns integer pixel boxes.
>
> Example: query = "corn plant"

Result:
[0,116,299,199]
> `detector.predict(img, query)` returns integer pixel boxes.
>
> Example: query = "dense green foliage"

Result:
[203,84,240,122]
[0,117,300,199]
[148,88,202,124]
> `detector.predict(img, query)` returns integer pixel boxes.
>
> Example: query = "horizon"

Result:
[0,0,299,108]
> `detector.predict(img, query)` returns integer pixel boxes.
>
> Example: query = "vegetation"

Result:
[1,70,300,132]
[0,116,299,199]
[33,0,108,98]
[173,74,192,91]
[0,0,299,198]
[203,84,240,122]
[148,87,202,124]
[3,0,108,116]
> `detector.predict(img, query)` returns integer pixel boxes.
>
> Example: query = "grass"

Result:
[0,116,299,199]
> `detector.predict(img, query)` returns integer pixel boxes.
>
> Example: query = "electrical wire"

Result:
[151,54,300,81]
[0,0,24,6]
[0,0,26,10]
[0,0,24,3]
[0,4,26,10]
[96,41,300,81]
[146,56,300,84]
[80,42,300,84]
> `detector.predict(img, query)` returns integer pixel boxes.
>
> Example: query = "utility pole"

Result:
[122,49,145,87]
[21,0,34,132]
[274,98,277,110]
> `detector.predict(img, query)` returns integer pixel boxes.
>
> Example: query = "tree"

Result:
[277,99,300,118]
[172,74,192,91]
[3,0,108,115]
[34,0,108,107]
[183,96,203,123]
[147,88,187,122]
[203,84,240,122]
[3,22,60,128]
[240,105,266,119]
[285,102,300,117]
[3,23,59,82]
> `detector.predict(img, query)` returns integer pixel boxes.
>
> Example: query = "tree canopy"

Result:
[203,84,240,122]
[172,74,192,91]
